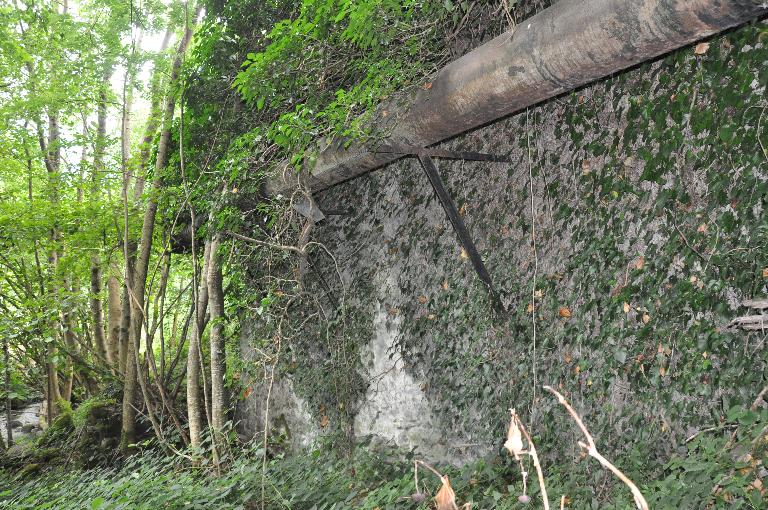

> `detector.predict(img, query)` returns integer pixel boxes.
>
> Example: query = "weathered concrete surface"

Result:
[353,286,453,462]
[236,321,319,448]
[266,0,768,196]
[241,20,768,465]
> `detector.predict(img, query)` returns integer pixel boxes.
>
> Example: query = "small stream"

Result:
[0,402,42,443]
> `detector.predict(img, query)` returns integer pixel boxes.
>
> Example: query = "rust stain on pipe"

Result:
[265,0,767,196]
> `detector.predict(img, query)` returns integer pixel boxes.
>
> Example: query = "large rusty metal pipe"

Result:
[266,0,767,196]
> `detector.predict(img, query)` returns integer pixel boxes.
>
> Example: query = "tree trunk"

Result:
[120,21,196,452]
[118,265,132,375]
[4,337,12,448]
[133,28,172,200]
[107,266,122,369]
[89,65,112,368]
[44,111,64,417]
[45,343,61,426]
[187,242,211,449]
[59,314,76,403]
[90,258,108,365]
[208,235,226,438]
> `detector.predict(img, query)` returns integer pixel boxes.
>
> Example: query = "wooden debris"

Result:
[727,298,768,331]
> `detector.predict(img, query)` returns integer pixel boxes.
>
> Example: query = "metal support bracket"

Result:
[415,150,507,312]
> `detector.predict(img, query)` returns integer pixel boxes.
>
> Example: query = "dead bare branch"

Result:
[544,386,649,510]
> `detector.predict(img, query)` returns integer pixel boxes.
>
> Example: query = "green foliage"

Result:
[181,0,452,186]
[647,406,768,508]
[72,397,117,429]
[36,412,74,449]
[3,411,765,509]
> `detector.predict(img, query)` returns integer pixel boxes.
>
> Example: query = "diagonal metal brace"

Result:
[417,153,503,311]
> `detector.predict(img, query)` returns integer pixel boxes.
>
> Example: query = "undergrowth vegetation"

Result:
[1,403,765,509]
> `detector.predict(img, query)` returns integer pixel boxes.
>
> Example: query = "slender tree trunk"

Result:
[120,22,196,452]
[107,266,122,368]
[43,111,64,416]
[89,260,108,364]
[133,28,172,201]
[4,337,12,448]
[208,235,226,437]
[187,242,211,449]
[59,313,77,402]
[89,65,112,368]
[118,291,137,449]
[45,344,61,425]
[118,269,132,375]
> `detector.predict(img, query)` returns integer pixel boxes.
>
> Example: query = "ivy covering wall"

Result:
[239,18,768,508]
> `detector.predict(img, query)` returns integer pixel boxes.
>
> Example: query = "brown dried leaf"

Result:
[320,415,329,428]
[417,295,428,304]
[558,306,572,318]
[642,312,651,324]
[435,476,458,510]
[694,42,710,55]
[697,223,708,233]
[623,302,630,313]
[442,280,449,290]
[635,256,645,270]
[460,248,469,261]
[762,267,768,278]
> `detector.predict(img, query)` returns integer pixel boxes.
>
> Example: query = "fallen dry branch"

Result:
[544,386,649,510]
[727,298,768,331]
[505,408,550,509]
[727,314,768,331]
